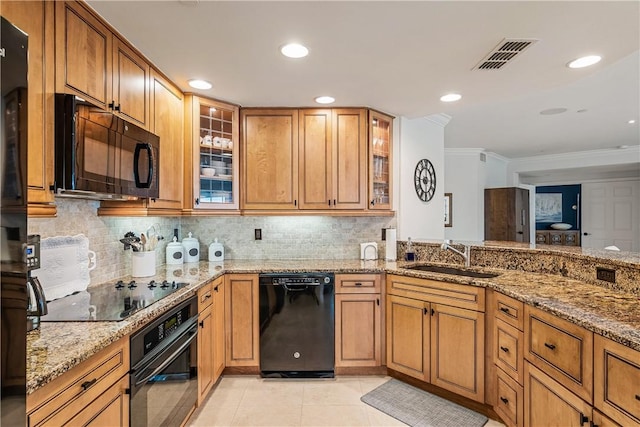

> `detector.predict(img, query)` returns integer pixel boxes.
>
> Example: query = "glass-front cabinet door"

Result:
[369,110,393,210]
[186,95,239,211]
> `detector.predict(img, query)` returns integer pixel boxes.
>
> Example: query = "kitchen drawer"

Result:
[495,293,524,331]
[594,335,640,427]
[524,305,593,404]
[495,367,523,427]
[386,274,485,312]
[27,337,129,427]
[336,273,381,294]
[495,318,524,385]
[198,281,214,311]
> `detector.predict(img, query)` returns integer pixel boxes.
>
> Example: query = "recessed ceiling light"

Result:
[628,119,636,124]
[440,93,462,102]
[188,79,212,90]
[280,43,309,58]
[540,108,568,115]
[618,145,629,149]
[314,96,335,104]
[567,55,602,69]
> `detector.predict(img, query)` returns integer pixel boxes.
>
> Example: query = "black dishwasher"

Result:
[259,272,335,378]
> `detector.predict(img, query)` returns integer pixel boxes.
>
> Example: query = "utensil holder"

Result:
[132,251,156,277]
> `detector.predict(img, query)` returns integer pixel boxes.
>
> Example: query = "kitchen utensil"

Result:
[182,232,200,263]
[140,233,147,251]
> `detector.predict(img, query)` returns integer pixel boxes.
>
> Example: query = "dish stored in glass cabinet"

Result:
[192,98,239,209]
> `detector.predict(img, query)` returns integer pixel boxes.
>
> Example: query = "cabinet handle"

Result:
[579,413,589,425]
[431,308,435,316]
[199,320,204,328]
[635,394,640,401]
[423,307,427,315]
[544,342,556,350]
[591,423,599,427]
[202,293,211,301]
[214,285,219,292]
[195,198,200,206]
[500,346,510,353]
[114,104,121,112]
[108,101,115,110]
[355,282,362,286]
[81,378,97,390]
[334,199,336,206]
[370,199,375,206]
[376,298,380,306]
[499,307,511,314]
[500,397,509,404]
[328,199,331,206]
[294,199,297,207]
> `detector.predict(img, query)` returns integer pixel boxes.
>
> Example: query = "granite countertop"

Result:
[27,258,640,395]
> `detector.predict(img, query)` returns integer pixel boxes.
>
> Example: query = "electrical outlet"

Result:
[381,229,386,241]
[255,229,262,240]
[596,267,616,283]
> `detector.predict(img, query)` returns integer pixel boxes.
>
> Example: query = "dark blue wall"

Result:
[535,184,581,230]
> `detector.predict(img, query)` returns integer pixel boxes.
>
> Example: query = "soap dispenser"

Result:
[209,238,224,262]
[166,236,184,265]
[182,232,200,263]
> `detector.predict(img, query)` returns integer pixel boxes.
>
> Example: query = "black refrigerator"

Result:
[1,15,29,425]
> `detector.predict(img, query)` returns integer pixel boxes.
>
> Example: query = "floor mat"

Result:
[361,378,488,427]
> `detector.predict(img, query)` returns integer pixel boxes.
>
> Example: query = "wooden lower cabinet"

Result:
[197,304,215,404]
[225,274,259,367]
[496,367,523,427]
[27,337,129,427]
[335,293,381,367]
[594,335,640,427]
[431,303,485,402]
[524,362,592,427]
[386,294,430,381]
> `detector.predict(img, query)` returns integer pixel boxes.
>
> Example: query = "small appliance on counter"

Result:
[166,237,184,265]
[26,235,48,331]
[182,232,200,263]
[360,242,378,260]
[209,238,224,262]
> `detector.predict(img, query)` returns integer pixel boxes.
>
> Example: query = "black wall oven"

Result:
[55,93,160,200]
[130,297,198,427]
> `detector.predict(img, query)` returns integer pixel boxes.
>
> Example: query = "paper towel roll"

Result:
[386,228,397,261]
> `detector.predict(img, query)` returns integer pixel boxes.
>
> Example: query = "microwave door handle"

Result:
[27,277,48,316]
[133,143,153,188]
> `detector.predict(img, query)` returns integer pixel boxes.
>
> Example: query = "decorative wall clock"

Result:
[414,159,436,202]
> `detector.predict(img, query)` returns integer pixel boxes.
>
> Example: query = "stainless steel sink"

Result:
[405,264,500,278]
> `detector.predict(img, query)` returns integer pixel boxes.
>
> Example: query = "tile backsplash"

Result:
[28,199,396,285]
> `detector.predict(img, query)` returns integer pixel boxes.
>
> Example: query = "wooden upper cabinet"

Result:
[242,107,368,212]
[3,1,57,216]
[332,109,367,209]
[111,37,149,128]
[242,109,299,210]
[299,109,332,209]
[368,110,393,210]
[55,1,149,129]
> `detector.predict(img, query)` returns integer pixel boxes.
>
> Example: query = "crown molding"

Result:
[424,113,452,127]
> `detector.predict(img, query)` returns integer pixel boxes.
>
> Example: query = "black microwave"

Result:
[54,94,159,200]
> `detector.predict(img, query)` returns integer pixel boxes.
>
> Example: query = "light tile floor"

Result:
[188,376,506,427]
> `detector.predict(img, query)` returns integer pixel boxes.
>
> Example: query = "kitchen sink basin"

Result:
[405,265,500,278]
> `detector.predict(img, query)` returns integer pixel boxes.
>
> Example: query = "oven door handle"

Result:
[134,142,153,189]
[134,325,197,387]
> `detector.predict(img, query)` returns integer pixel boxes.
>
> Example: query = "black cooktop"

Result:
[41,279,189,321]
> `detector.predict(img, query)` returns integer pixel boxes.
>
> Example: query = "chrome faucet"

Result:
[441,239,471,267]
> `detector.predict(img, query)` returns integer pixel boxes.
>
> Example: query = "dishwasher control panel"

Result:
[260,273,335,286]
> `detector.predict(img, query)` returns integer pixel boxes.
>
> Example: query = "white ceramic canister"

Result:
[182,232,200,263]
[166,236,184,265]
[208,238,224,262]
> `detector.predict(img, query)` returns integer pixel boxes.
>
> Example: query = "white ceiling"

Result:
[88,1,640,161]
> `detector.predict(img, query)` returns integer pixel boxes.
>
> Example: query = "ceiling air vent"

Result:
[473,38,538,70]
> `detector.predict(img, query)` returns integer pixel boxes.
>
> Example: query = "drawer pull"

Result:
[579,413,589,425]
[636,394,640,401]
[202,293,212,301]
[499,307,511,314]
[81,378,97,390]
[214,285,219,292]
[544,342,556,350]
[500,346,510,353]
[355,282,363,286]
[500,397,509,404]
